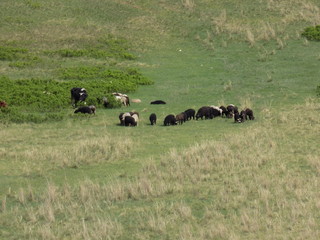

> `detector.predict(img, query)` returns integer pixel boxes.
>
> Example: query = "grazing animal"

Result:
[112,92,130,106]
[131,113,139,126]
[210,106,222,118]
[119,112,139,125]
[74,105,96,114]
[119,112,125,124]
[0,101,7,108]
[234,111,243,123]
[102,97,109,108]
[149,113,157,125]
[71,87,88,107]
[219,106,228,118]
[124,116,137,126]
[150,100,166,104]
[129,111,139,118]
[176,113,186,125]
[244,108,255,120]
[119,112,131,125]
[240,110,246,122]
[164,114,177,126]
[226,104,238,118]
[196,106,214,120]
[184,108,195,120]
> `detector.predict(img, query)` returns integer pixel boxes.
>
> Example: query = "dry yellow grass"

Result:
[1,98,319,239]
[0,127,134,176]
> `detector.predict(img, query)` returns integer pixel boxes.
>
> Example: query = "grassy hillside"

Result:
[0,0,320,239]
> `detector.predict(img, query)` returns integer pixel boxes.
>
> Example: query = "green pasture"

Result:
[0,0,320,239]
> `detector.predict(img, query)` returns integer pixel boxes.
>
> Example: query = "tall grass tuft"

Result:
[246,28,255,46]
[181,0,195,10]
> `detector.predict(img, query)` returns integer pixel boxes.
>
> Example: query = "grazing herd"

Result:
[71,88,256,127]
[2,86,256,128]
[117,104,254,127]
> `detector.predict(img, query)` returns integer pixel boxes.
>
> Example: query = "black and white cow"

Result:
[71,87,88,107]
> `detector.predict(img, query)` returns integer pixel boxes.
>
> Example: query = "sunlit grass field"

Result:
[0,0,320,239]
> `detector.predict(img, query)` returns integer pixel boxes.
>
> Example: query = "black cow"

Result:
[150,100,166,104]
[149,113,157,125]
[124,116,137,126]
[74,105,96,115]
[164,114,177,126]
[71,88,88,107]
[184,108,195,120]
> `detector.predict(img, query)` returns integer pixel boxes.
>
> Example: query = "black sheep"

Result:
[196,106,213,120]
[74,106,95,114]
[244,108,255,120]
[234,111,243,123]
[219,106,228,118]
[226,104,238,118]
[124,116,137,126]
[164,114,177,126]
[150,100,166,104]
[149,113,157,125]
[184,108,195,120]
[175,113,186,125]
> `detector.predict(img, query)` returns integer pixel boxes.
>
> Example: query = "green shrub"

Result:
[301,25,320,41]
[0,70,152,112]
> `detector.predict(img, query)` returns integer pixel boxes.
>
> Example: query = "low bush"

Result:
[301,25,320,41]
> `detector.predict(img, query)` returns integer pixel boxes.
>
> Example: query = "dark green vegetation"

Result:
[0,31,152,123]
[1,0,320,239]
[302,25,320,41]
